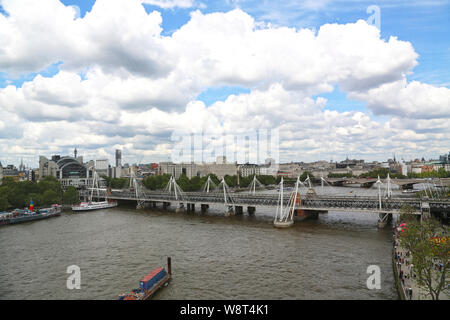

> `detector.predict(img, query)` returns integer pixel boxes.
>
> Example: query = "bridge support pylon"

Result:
[377,213,392,228]
[200,204,209,214]
[420,201,431,222]
[175,203,185,213]
[224,206,235,217]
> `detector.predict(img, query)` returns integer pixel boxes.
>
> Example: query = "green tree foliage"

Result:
[176,174,191,191]
[399,217,449,300]
[142,174,171,190]
[37,176,62,195]
[257,175,276,185]
[41,190,59,206]
[408,168,450,179]
[224,175,238,188]
[0,177,16,188]
[102,176,129,189]
[300,171,314,181]
[207,174,220,185]
[63,186,80,205]
[0,177,63,210]
[359,168,406,179]
[0,194,9,211]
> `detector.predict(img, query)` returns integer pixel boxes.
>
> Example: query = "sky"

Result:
[0,0,449,167]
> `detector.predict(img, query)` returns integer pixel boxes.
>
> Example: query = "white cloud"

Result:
[349,78,450,119]
[142,0,195,9]
[0,3,448,165]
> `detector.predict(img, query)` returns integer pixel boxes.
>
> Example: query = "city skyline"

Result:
[2,149,448,170]
[0,1,449,167]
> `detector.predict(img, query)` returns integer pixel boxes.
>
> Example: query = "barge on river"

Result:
[119,257,171,300]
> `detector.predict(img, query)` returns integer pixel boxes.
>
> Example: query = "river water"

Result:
[0,186,400,300]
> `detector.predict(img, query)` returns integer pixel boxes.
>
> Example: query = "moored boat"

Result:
[72,171,118,212]
[72,200,118,211]
[1,204,61,225]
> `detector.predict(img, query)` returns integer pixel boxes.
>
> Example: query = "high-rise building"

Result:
[115,149,122,168]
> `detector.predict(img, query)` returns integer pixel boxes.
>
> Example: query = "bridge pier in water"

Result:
[175,203,185,213]
[235,206,243,215]
[200,204,209,214]
[162,202,171,210]
[377,213,392,228]
[247,206,256,215]
[187,203,195,212]
[224,206,235,216]
[307,211,319,220]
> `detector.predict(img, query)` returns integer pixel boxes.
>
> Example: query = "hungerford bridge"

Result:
[87,174,450,229]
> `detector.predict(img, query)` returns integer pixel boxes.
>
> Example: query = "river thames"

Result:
[0,186,399,300]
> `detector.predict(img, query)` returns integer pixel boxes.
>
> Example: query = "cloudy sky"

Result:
[0,0,449,167]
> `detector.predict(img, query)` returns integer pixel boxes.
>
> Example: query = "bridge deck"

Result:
[87,190,450,215]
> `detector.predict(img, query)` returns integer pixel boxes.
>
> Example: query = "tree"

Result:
[7,187,27,208]
[399,204,418,223]
[0,176,16,187]
[224,175,237,187]
[258,175,276,185]
[189,176,203,191]
[63,186,79,205]
[176,174,191,191]
[143,174,171,190]
[41,189,59,206]
[300,171,314,181]
[0,194,9,211]
[399,217,449,300]
[38,176,62,195]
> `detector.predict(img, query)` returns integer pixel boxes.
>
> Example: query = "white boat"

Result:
[72,171,118,212]
[72,200,118,211]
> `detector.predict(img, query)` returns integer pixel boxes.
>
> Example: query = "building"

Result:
[158,161,239,180]
[95,159,109,177]
[401,164,411,176]
[439,151,450,164]
[159,162,198,179]
[421,165,434,173]
[39,155,94,189]
[411,165,422,174]
[278,163,303,178]
[108,166,122,179]
[239,164,261,177]
[115,149,122,168]
[197,163,238,179]
[1,164,20,181]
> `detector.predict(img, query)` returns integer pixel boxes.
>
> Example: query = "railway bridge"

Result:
[86,175,450,229]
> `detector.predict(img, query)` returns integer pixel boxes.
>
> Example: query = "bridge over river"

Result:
[85,174,449,228]
[100,190,449,215]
